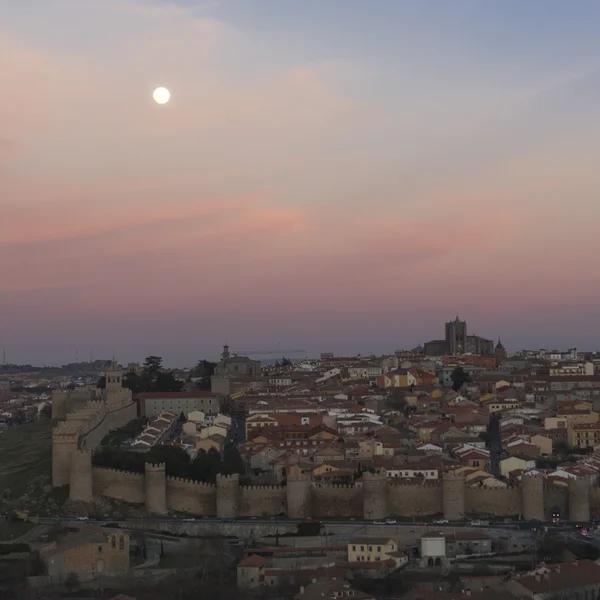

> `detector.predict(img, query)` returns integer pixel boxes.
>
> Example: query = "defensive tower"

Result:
[216,474,240,519]
[568,477,590,522]
[521,472,545,521]
[442,470,466,521]
[286,467,312,518]
[362,471,387,520]
[145,463,167,515]
[69,449,93,503]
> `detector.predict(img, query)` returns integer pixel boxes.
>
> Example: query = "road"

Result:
[25,516,551,529]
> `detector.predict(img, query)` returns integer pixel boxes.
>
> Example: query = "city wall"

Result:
[68,458,600,522]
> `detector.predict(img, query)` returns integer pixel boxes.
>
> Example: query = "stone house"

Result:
[294,580,374,600]
[41,526,130,580]
[507,559,600,599]
[445,532,492,558]
[237,554,268,589]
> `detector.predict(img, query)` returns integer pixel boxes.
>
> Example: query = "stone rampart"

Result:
[240,485,287,517]
[311,483,363,518]
[92,467,145,504]
[389,481,443,517]
[166,477,217,515]
[589,485,600,518]
[543,484,568,520]
[465,485,521,516]
[80,468,599,519]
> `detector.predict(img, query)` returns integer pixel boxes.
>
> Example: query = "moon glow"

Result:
[152,87,171,105]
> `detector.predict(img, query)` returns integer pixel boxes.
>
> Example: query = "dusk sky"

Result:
[3,0,600,366]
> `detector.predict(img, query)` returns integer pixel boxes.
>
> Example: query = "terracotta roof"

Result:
[238,554,268,568]
[513,560,600,594]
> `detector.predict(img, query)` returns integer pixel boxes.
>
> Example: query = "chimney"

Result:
[300,587,305,595]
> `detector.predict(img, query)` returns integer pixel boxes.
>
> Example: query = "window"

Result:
[119,536,125,550]
[98,545,103,553]
[111,536,116,549]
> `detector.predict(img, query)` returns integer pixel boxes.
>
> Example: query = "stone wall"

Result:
[388,482,443,517]
[80,466,596,521]
[166,477,217,515]
[465,485,522,516]
[79,401,138,450]
[544,484,568,520]
[240,486,287,517]
[92,467,145,504]
[311,484,363,518]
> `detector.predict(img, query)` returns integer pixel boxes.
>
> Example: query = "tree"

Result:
[191,359,217,391]
[450,366,470,392]
[155,371,184,393]
[96,375,106,389]
[123,371,145,394]
[143,356,164,377]
[280,357,292,367]
[222,443,246,476]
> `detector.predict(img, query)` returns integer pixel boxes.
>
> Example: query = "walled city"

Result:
[50,353,600,523]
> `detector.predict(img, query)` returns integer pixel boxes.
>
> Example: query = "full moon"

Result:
[152,87,170,105]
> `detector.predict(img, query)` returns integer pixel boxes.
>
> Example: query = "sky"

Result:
[2,0,600,366]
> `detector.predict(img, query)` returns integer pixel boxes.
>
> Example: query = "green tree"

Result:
[143,356,164,377]
[222,442,246,476]
[96,375,106,389]
[280,357,292,367]
[155,371,184,393]
[123,371,145,394]
[450,366,470,391]
[190,359,217,391]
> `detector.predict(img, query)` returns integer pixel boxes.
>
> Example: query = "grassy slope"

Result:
[0,419,56,498]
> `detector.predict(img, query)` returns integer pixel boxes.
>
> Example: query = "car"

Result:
[373,520,386,525]
[433,519,449,525]
[385,519,397,525]
[470,520,482,526]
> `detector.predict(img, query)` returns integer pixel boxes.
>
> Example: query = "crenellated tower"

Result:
[69,449,93,503]
[569,477,590,522]
[286,467,312,518]
[521,472,545,521]
[145,463,167,515]
[362,471,388,520]
[52,424,79,486]
[216,474,240,519]
[442,470,466,521]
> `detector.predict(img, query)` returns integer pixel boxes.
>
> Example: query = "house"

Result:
[500,456,535,478]
[568,422,600,449]
[507,559,600,599]
[294,580,374,600]
[237,554,268,589]
[347,537,406,569]
[40,526,130,580]
[445,531,492,558]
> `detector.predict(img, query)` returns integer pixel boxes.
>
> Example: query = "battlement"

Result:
[145,463,166,471]
[166,475,215,488]
[544,484,568,493]
[241,485,284,492]
[443,471,466,480]
[389,480,441,488]
[522,472,545,481]
[312,483,356,490]
[92,466,144,478]
[216,473,240,482]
